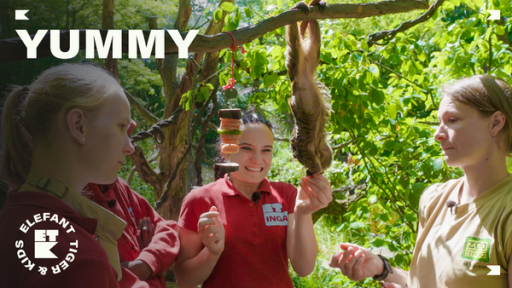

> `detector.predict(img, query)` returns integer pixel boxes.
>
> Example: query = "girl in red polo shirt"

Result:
[175,113,333,288]
[0,63,134,288]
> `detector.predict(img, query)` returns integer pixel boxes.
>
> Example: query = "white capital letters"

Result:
[86,30,122,59]
[16,30,47,59]
[129,30,164,59]
[167,30,198,58]
[50,30,80,59]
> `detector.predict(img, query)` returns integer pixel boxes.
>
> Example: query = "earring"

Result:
[82,137,85,142]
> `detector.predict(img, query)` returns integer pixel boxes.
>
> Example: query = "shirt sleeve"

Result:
[500,205,512,265]
[417,184,439,229]
[117,179,180,278]
[178,190,209,232]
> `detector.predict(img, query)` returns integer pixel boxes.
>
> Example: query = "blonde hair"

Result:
[443,75,512,153]
[1,63,123,189]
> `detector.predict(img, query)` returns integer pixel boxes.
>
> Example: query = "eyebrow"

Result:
[239,143,273,148]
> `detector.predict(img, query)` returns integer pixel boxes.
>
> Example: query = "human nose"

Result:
[251,150,262,162]
[123,135,135,155]
[434,124,447,142]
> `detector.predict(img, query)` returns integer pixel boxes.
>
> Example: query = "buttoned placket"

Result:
[249,200,260,240]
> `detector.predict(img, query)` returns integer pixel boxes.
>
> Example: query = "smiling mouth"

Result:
[245,166,263,172]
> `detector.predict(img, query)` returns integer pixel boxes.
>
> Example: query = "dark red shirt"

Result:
[178,174,297,288]
[0,190,120,288]
[86,177,179,288]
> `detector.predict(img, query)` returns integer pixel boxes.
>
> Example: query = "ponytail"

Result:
[1,63,122,190]
[1,86,33,189]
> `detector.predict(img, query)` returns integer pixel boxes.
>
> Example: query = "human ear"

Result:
[66,108,86,144]
[490,111,506,137]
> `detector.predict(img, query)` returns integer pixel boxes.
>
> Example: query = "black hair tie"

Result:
[22,85,29,92]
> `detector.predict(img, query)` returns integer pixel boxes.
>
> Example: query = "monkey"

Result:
[285,5,332,176]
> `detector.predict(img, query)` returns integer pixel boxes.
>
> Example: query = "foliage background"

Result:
[1,0,512,286]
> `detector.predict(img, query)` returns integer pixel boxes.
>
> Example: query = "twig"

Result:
[349,128,415,233]
[367,0,445,47]
[332,183,367,194]
[332,139,354,150]
[124,89,160,125]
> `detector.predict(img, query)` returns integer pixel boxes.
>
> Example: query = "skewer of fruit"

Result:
[214,109,241,175]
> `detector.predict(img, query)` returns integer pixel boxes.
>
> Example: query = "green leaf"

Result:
[244,7,252,18]
[496,26,505,36]
[321,52,333,64]
[387,104,397,119]
[405,213,416,222]
[213,8,223,22]
[220,2,236,12]
[410,183,427,208]
[368,64,380,78]
[394,253,404,266]
[372,238,385,247]
[352,52,363,62]
[433,158,444,171]
[383,140,395,151]
[371,89,385,106]
[350,222,365,229]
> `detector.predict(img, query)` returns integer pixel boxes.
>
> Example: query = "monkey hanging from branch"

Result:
[286,1,332,176]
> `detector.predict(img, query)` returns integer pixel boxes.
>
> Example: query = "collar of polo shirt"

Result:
[221,173,271,196]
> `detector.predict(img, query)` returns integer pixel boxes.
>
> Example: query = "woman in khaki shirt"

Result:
[329,75,512,288]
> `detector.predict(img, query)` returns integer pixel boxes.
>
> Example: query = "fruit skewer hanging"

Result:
[214,32,246,179]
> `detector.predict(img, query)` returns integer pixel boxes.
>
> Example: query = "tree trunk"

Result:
[154,0,193,220]
[102,0,118,78]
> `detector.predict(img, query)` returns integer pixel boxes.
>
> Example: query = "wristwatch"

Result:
[373,254,393,281]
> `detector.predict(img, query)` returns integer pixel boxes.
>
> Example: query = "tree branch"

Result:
[0,0,430,64]
[367,0,444,47]
[332,139,354,150]
[195,85,219,186]
[128,145,161,192]
[312,192,365,223]
[124,89,160,125]
[130,107,183,143]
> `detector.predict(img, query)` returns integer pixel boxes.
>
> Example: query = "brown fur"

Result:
[285,20,332,174]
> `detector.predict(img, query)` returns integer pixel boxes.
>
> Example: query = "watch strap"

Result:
[373,254,393,281]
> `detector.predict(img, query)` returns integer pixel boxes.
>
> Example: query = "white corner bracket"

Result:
[487,265,501,276]
[488,10,501,20]
[15,10,29,21]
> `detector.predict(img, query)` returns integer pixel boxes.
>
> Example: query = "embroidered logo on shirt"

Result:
[262,203,288,226]
[462,237,491,263]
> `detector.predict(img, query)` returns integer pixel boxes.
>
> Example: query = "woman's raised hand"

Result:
[329,243,383,281]
[295,174,333,214]
[197,206,225,255]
